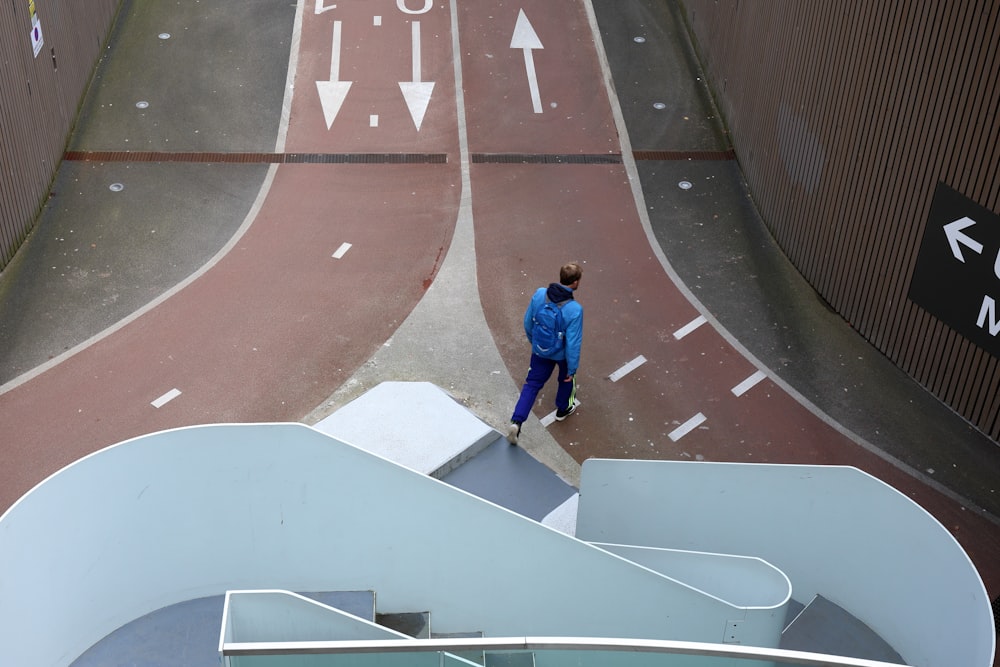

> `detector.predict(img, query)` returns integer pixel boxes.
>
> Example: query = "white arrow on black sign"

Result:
[944,216,984,263]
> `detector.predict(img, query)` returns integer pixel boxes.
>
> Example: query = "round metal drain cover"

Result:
[109,183,124,192]
[633,36,646,43]
[158,33,171,40]
[653,102,666,110]
[678,181,693,190]
[136,101,149,109]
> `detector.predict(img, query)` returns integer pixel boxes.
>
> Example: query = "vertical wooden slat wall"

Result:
[0,0,121,269]
[682,1,1000,441]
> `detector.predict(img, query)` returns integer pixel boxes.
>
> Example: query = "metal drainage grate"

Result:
[63,151,448,164]
[472,153,623,164]
[633,149,736,161]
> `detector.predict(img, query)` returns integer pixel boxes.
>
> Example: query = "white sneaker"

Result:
[506,421,521,445]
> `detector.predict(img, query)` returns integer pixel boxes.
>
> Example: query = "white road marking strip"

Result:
[332,242,352,259]
[732,370,767,397]
[369,114,379,127]
[373,15,381,26]
[609,355,647,382]
[668,412,706,441]
[673,315,707,339]
[151,388,181,408]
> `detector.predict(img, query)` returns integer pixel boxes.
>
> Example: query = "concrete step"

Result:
[780,594,904,664]
[441,436,577,525]
[71,591,377,667]
[376,610,431,638]
[434,630,486,664]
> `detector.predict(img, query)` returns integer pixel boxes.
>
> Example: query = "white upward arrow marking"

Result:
[510,9,543,113]
[399,21,435,130]
[316,21,352,130]
[944,216,984,263]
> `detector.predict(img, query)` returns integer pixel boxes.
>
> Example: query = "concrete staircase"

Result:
[69,382,906,666]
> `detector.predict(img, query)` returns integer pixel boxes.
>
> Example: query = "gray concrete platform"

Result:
[313,381,499,479]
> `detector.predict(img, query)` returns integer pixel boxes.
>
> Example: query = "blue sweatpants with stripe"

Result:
[511,353,576,424]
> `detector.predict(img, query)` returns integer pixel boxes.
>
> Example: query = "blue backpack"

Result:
[531,298,566,357]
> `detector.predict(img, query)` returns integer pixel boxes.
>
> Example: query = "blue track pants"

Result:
[511,353,576,424]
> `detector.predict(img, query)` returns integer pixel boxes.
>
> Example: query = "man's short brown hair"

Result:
[560,262,583,285]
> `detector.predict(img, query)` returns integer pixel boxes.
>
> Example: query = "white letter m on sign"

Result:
[977,295,1000,336]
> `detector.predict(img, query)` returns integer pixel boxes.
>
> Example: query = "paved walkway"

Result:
[0,0,997,620]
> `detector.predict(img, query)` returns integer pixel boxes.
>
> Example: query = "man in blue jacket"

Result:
[507,262,583,445]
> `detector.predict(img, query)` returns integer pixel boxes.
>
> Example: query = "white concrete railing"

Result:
[220,632,913,667]
[0,423,786,667]
[575,459,996,667]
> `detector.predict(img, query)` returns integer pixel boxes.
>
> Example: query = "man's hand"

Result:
[563,374,575,382]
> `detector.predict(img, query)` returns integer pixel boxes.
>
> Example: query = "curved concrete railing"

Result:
[591,542,791,610]
[575,459,996,667]
[0,424,787,667]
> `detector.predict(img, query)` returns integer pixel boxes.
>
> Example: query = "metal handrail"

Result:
[221,635,912,667]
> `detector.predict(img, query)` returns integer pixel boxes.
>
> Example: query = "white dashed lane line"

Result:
[332,242,353,259]
[668,412,706,441]
[609,355,647,382]
[151,388,182,409]
[732,370,767,397]
[673,315,707,340]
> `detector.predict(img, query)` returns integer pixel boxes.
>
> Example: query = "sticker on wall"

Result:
[28,0,44,57]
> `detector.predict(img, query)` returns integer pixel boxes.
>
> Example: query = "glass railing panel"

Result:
[227,652,442,667]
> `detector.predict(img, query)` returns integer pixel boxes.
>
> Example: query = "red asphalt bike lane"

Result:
[0,0,460,511]
[461,1,1000,595]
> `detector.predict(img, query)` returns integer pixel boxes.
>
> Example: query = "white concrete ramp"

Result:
[313,381,498,478]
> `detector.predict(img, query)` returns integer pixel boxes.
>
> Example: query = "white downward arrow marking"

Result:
[399,21,435,130]
[314,0,336,14]
[316,21,352,130]
[510,9,544,113]
[944,216,984,263]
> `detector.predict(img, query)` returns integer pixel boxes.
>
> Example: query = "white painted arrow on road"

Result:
[944,216,984,263]
[399,21,435,131]
[316,21,352,130]
[510,9,544,113]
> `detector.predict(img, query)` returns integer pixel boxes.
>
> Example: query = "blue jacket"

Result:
[523,283,583,376]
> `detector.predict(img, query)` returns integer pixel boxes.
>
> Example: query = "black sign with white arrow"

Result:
[908,182,1000,358]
